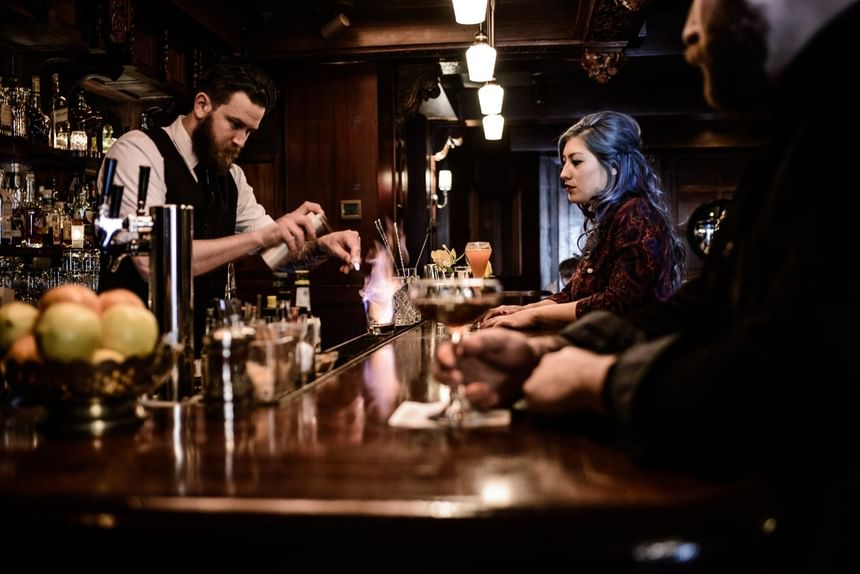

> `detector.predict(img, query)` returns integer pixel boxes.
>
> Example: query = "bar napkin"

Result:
[388,400,511,429]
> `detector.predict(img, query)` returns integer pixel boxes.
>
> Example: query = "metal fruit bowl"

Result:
[3,339,176,406]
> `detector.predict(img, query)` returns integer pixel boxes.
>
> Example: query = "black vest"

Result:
[98,126,238,353]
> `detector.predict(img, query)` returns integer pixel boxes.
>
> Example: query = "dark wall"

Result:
[237,60,392,347]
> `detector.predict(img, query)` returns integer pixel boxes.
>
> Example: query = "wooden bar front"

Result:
[0,323,772,566]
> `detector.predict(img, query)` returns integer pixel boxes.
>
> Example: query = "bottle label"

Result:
[0,190,12,241]
[0,105,12,131]
[295,286,311,312]
[55,131,68,150]
[52,107,67,125]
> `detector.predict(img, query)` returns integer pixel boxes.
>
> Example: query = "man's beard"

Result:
[697,0,769,110]
[192,114,241,173]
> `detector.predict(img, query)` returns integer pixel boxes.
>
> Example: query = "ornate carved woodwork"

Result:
[581,45,626,83]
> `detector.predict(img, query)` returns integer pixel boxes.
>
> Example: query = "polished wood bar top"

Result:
[0,322,771,563]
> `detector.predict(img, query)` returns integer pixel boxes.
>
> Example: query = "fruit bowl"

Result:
[2,339,177,434]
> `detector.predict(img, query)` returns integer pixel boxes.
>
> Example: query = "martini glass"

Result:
[409,277,502,423]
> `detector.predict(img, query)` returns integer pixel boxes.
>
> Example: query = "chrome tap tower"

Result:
[95,158,195,400]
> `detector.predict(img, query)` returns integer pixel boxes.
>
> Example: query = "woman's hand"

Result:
[481,308,539,329]
[479,304,523,324]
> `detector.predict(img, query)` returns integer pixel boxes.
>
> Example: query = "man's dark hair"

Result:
[197,63,278,116]
[559,256,580,278]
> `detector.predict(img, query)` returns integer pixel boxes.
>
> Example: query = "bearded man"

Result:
[98,63,360,350]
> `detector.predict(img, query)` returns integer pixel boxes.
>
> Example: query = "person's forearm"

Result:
[191,231,270,276]
[532,301,578,328]
[129,229,293,281]
[524,298,557,311]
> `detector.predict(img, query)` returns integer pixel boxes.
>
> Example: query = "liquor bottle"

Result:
[6,162,23,245]
[61,199,72,245]
[0,77,12,136]
[70,178,89,248]
[39,185,57,245]
[260,294,279,323]
[294,270,312,316]
[11,84,29,139]
[69,90,91,155]
[0,168,10,244]
[50,73,69,149]
[21,172,43,246]
[27,75,51,145]
[52,200,66,246]
[101,123,117,155]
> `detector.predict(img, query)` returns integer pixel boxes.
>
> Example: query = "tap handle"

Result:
[109,184,125,218]
[137,166,150,213]
[101,158,118,204]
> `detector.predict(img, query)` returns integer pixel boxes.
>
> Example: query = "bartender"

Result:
[97,62,360,350]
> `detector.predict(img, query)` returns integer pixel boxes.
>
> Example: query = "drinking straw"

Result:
[393,221,406,272]
[374,218,396,264]
[413,219,432,273]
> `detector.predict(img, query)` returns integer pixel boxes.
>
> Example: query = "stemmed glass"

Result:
[409,277,502,424]
[464,241,492,278]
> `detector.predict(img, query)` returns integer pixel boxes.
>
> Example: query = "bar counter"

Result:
[0,322,773,567]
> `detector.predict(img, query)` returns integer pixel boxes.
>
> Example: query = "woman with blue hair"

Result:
[482,111,684,329]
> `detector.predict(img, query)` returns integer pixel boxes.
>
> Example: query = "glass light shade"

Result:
[438,169,453,192]
[478,81,504,115]
[466,34,496,83]
[452,0,488,25]
[482,114,504,141]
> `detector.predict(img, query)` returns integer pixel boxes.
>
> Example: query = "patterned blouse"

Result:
[549,196,679,319]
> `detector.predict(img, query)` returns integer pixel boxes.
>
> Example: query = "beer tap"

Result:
[95,159,154,271]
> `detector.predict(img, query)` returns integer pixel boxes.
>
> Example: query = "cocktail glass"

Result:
[409,277,502,424]
[465,241,492,278]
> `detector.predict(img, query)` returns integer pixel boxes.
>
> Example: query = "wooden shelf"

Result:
[0,135,102,172]
[0,244,67,259]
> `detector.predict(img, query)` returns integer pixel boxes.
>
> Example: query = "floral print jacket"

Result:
[549,196,679,319]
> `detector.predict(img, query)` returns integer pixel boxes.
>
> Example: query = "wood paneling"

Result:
[284,61,381,270]
[234,62,388,348]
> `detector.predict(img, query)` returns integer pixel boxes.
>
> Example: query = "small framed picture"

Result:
[340,199,362,220]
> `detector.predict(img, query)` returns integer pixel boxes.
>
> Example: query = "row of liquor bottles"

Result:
[0,161,98,249]
[0,73,117,157]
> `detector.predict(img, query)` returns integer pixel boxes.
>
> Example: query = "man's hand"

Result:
[436,329,558,410]
[272,201,325,251]
[523,347,615,415]
[318,230,362,274]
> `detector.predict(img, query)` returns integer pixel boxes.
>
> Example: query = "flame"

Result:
[359,244,401,325]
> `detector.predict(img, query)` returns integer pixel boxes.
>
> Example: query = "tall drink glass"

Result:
[465,241,492,278]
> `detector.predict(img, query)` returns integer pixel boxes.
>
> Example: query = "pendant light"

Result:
[478,80,504,115]
[466,31,496,83]
[452,0,488,25]
[482,114,504,141]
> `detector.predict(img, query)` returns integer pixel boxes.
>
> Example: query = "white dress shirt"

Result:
[100,115,275,235]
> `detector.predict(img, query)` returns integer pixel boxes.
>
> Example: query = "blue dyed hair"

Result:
[558,111,685,284]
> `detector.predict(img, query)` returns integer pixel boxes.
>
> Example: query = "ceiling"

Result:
[193,0,723,150]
